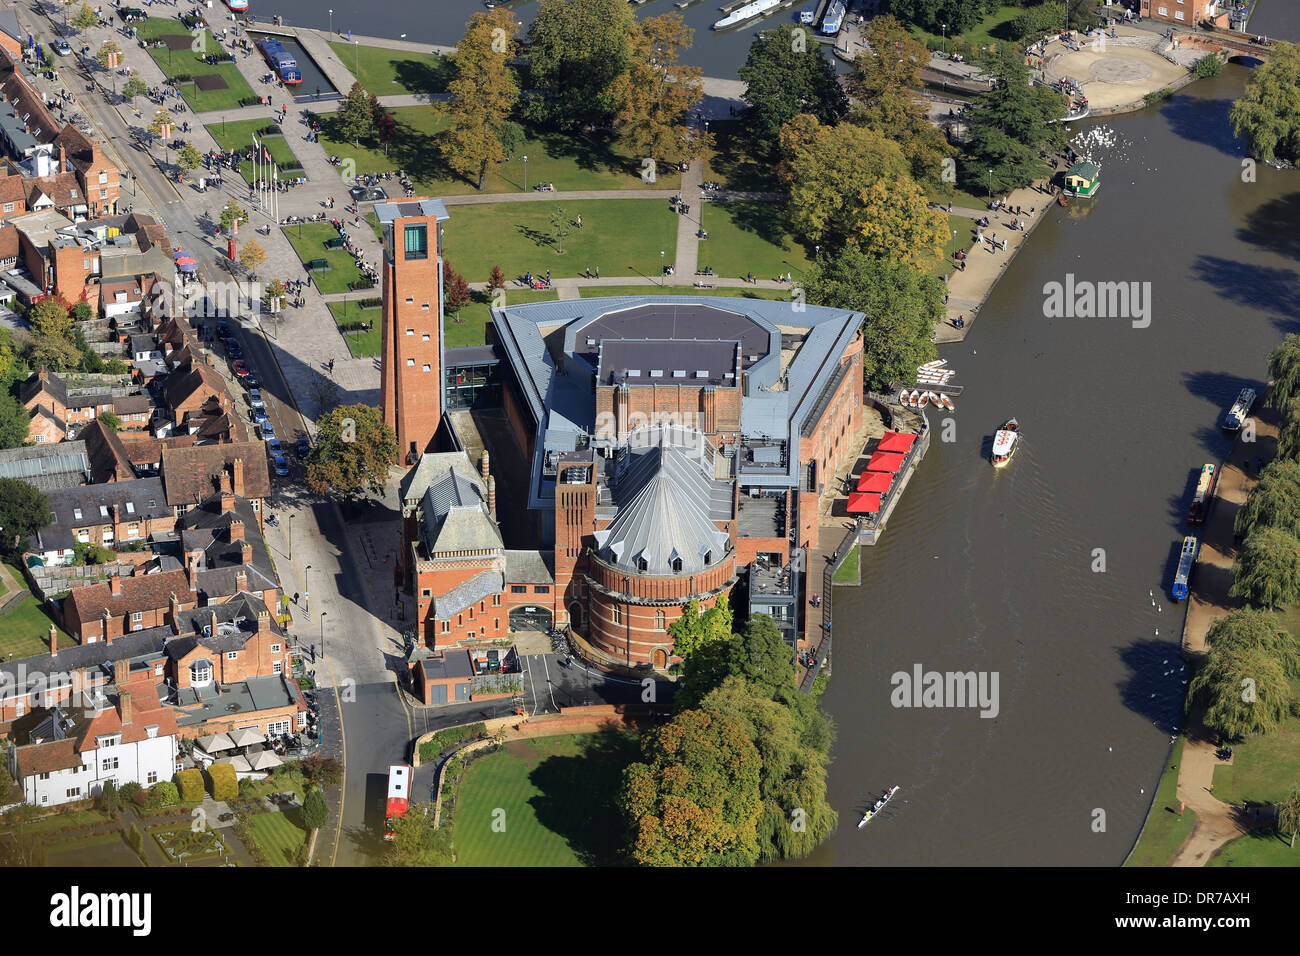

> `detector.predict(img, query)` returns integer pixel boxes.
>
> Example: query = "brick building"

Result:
[32,476,173,565]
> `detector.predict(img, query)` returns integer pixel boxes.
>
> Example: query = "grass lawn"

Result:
[1207,829,1300,866]
[909,4,1025,54]
[928,214,975,279]
[0,592,67,660]
[46,832,143,866]
[578,285,790,302]
[283,222,365,294]
[833,545,860,584]
[137,19,256,112]
[246,809,308,866]
[317,107,678,197]
[328,42,453,96]
[454,731,639,866]
[440,199,678,285]
[699,201,810,281]
[205,118,306,182]
[928,184,995,210]
[1210,688,1300,807]
[1125,736,1196,866]
[451,288,558,348]
[0,809,113,836]
[327,301,381,358]
[704,119,783,193]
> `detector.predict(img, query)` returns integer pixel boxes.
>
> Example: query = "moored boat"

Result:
[858,785,900,828]
[224,0,249,10]
[1172,535,1199,600]
[713,0,781,30]
[990,418,1020,467]
[1186,464,1217,525]
[1224,387,1256,431]
[257,37,302,84]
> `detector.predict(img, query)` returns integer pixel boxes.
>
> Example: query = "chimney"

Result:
[113,659,128,686]
[488,475,497,518]
[110,574,122,597]
[479,450,490,480]
[118,690,132,726]
[219,469,233,495]
[38,365,48,384]
[240,542,252,566]
[49,623,57,657]
[186,557,199,593]
[257,609,270,635]
[229,518,245,544]
[235,568,248,593]
[209,610,218,636]
[101,608,118,645]
[220,490,235,514]
[58,144,65,173]
[232,458,246,497]
[169,591,180,626]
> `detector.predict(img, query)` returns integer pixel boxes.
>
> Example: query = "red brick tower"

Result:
[378,199,451,465]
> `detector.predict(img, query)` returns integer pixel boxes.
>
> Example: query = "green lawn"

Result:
[0,809,112,836]
[453,732,639,867]
[205,118,305,182]
[699,201,811,281]
[833,545,860,584]
[137,19,256,112]
[327,301,381,358]
[0,592,67,660]
[1207,829,1300,866]
[328,42,454,96]
[1126,736,1196,867]
[283,223,365,294]
[704,119,784,193]
[1210,695,1300,808]
[910,4,1026,54]
[578,285,790,302]
[317,107,678,197]
[245,810,308,866]
[452,288,558,347]
[440,199,678,285]
[929,214,975,278]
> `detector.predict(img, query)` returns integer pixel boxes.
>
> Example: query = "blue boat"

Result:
[1171,535,1199,600]
[257,37,301,84]
[821,0,846,34]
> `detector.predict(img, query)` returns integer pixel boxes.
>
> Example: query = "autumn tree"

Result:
[71,3,98,32]
[305,403,399,496]
[376,111,397,156]
[95,40,123,70]
[30,297,73,340]
[855,177,947,268]
[238,239,267,275]
[442,260,472,320]
[526,0,636,129]
[442,10,521,190]
[612,13,703,169]
[1230,526,1300,609]
[263,278,288,312]
[848,15,925,102]
[488,265,506,290]
[148,108,174,140]
[220,198,247,232]
[851,90,955,191]
[620,708,763,866]
[340,82,375,146]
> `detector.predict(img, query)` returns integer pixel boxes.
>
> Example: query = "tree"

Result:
[121,74,147,101]
[1277,787,1300,848]
[376,110,397,156]
[882,0,993,35]
[1230,42,1300,163]
[1010,2,1066,41]
[1187,642,1292,740]
[854,176,947,268]
[30,297,73,340]
[697,677,837,861]
[71,301,93,323]
[488,265,507,290]
[443,260,472,319]
[0,478,49,552]
[0,392,29,449]
[148,108,174,141]
[340,82,376,146]
[73,541,114,565]
[739,25,848,159]
[1268,335,1300,408]
[28,333,83,372]
[667,595,733,660]
[612,13,703,168]
[805,245,942,390]
[442,10,520,190]
[729,614,795,700]
[1203,609,1300,677]
[71,3,98,32]
[848,15,926,102]
[96,411,121,433]
[1234,458,1300,541]
[95,40,122,71]
[550,206,570,255]
[620,708,763,866]
[526,0,636,129]
[238,239,267,275]
[263,278,289,314]
[177,143,201,173]
[305,403,399,496]
[302,788,328,831]
[0,328,15,385]
[1194,53,1224,78]
[175,768,204,802]
[1231,526,1300,609]
[1279,398,1300,461]
[219,199,247,233]
[385,803,453,865]
[850,90,955,191]
[962,47,1064,195]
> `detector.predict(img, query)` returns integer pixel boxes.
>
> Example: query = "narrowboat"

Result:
[257,37,301,84]
[1186,464,1217,525]
[1171,535,1199,601]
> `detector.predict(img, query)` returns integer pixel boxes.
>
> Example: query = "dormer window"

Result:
[190,661,212,686]
[671,557,683,572]
[73,508,82,520]
[636,557,648,572]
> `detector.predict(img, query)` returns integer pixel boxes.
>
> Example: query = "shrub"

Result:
[300,755,342,788]
[4,803,41,823]
[97,779,120,813]
[126,823,144,855]
[132,790,149,808]
[175,768,204,803]
[119,781,143,802]
[238,777,260,798]
[208,763,238,802]
[1195,54,1223,77]
[150,780,179,808]
[302,788,328,830]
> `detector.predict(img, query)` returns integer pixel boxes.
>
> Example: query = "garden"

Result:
[136,18,257,112]
[327,42,454,97]
[283,222,366,295]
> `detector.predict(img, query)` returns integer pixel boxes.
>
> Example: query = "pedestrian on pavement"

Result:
[294,592,300,605]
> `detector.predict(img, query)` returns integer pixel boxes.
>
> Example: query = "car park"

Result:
[273,454,289,477]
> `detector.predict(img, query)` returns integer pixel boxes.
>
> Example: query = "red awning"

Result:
[856,471,893,493]
[847,491,882,514]
[866,451,905,473]
[877,432,916,454]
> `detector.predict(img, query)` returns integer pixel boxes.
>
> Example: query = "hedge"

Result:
[175,768,204,803]
[417,722,487,763]
[208,763,238,803]
[149,780,179,809]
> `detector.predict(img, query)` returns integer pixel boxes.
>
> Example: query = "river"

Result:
[801,63,1300,866]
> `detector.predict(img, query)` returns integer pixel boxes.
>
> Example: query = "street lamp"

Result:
[987,168,993,203]
[329,9,333,35]
[942,23,947,56]
[354,39,359,77]
[304,564,312,615]
[522,154,527,192]
[288,514,294,560]
[660,250,664,283]
[320,612,327,659]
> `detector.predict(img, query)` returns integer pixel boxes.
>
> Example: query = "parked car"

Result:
[242,374,260,390]
[248,388,265,410]
[226,339,242,359]
[218,320,229,337]
[52,39,72,56]
[268,438,283,456]
[258,420,276,442]
[273,454,289,477]
[233,359,250,378]
[296,437,310,458]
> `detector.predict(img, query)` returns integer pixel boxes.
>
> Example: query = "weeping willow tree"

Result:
[1277,398,1300,461]
[1204,609,1300,676]
[1268,334,1300,409]
[1277,787,1300,849]
[1187,643,1293,740]
[1231,526,1300,609]
[1234,458,1300,541]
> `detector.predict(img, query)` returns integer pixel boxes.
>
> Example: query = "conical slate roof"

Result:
[595,444,729,575]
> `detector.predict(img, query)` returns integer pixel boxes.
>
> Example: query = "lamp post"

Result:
[522,154,527,192]
[329,9,333,35]
[304,564,312,615]
[320,611,327,659]
[987,168,993,204]
[288,513,294,560]
[942,23,947,56]
[354,39,359,77]
[660,249,664,283]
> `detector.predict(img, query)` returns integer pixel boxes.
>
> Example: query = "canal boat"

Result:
[990,418,1020,468]
[1172,535,1199,600]
[1186,464,1217,526]
[1224,387,1256,431]
[821,0,847,34]
[858,786,900,828]
[257,37,302,84]
[223,0,249,11]
[713,0,781,30]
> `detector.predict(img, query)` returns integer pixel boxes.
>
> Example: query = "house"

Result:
[0,439,88,490]
[63,566,192,642]
[160,358,230,430]
[32,476,172,564]
[410,649,475,706]
[18,365,68,443]
[0,9,23,61]
[177,490,281,610]
[160,443,270,518]
[116,432,198,478]
[1138,0,1231,27]
[82,418,138,483]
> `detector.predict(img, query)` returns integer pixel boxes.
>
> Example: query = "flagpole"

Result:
[273,165,279,225]
[251,132,260,212]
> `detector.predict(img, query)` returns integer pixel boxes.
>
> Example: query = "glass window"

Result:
[403,224,428,260]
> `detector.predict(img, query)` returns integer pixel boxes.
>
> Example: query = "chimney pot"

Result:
[240,542,252,566]
[479,451,490,480]
[230,518,245,543]
[220,491,235,514]
[235,568,248,593]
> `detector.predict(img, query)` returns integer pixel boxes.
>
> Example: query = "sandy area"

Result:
[1041,39,1189,111]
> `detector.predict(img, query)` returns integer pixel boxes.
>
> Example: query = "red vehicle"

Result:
[233,359,250,378]
[384,764,411,840]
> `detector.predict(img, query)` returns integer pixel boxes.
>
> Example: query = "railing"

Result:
[798,522,858,693]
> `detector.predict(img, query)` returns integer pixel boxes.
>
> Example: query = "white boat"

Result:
[714,0,781,29]
[991,418,1020,467]
[909,389,920,406]
[898,389,909,407]
[940,395,955,412]
[821,0,846,34]
[858,785,901,828]
[799,9,815,23]
[1224,387,1256,431]
[917,392,929,408]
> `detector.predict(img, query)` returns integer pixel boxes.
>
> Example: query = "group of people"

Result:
[328,220,379,284]
[523,270,553,289]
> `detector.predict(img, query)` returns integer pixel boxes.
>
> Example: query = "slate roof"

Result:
[63,567,189,627]
[418,460,502,555]
[36,475,167,551]
[421,650,474,682]
[18,368,67,409]
[161,441,270,506]
[432,569,505,619]
[504,550,554,585]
